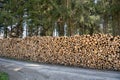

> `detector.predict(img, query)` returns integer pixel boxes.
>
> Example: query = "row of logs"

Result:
[0,34,120,70]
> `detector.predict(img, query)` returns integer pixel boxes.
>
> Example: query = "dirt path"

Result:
[0,58,120,80]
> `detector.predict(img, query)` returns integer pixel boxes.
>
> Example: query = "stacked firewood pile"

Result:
[0,34,120,70]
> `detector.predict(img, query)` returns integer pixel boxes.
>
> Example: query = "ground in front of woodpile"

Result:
[0,58,120,80]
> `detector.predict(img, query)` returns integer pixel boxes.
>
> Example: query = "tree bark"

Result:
[103,15,108,34]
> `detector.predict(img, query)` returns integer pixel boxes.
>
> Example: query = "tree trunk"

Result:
[103,15,108,34]
[4,26,7,38]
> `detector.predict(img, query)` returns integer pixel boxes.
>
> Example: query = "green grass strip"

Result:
[0,72,9,80]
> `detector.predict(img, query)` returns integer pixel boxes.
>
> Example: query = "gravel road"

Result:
[0,58,120,80]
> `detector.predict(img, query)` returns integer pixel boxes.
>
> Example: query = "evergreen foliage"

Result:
[0,0,120,38]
